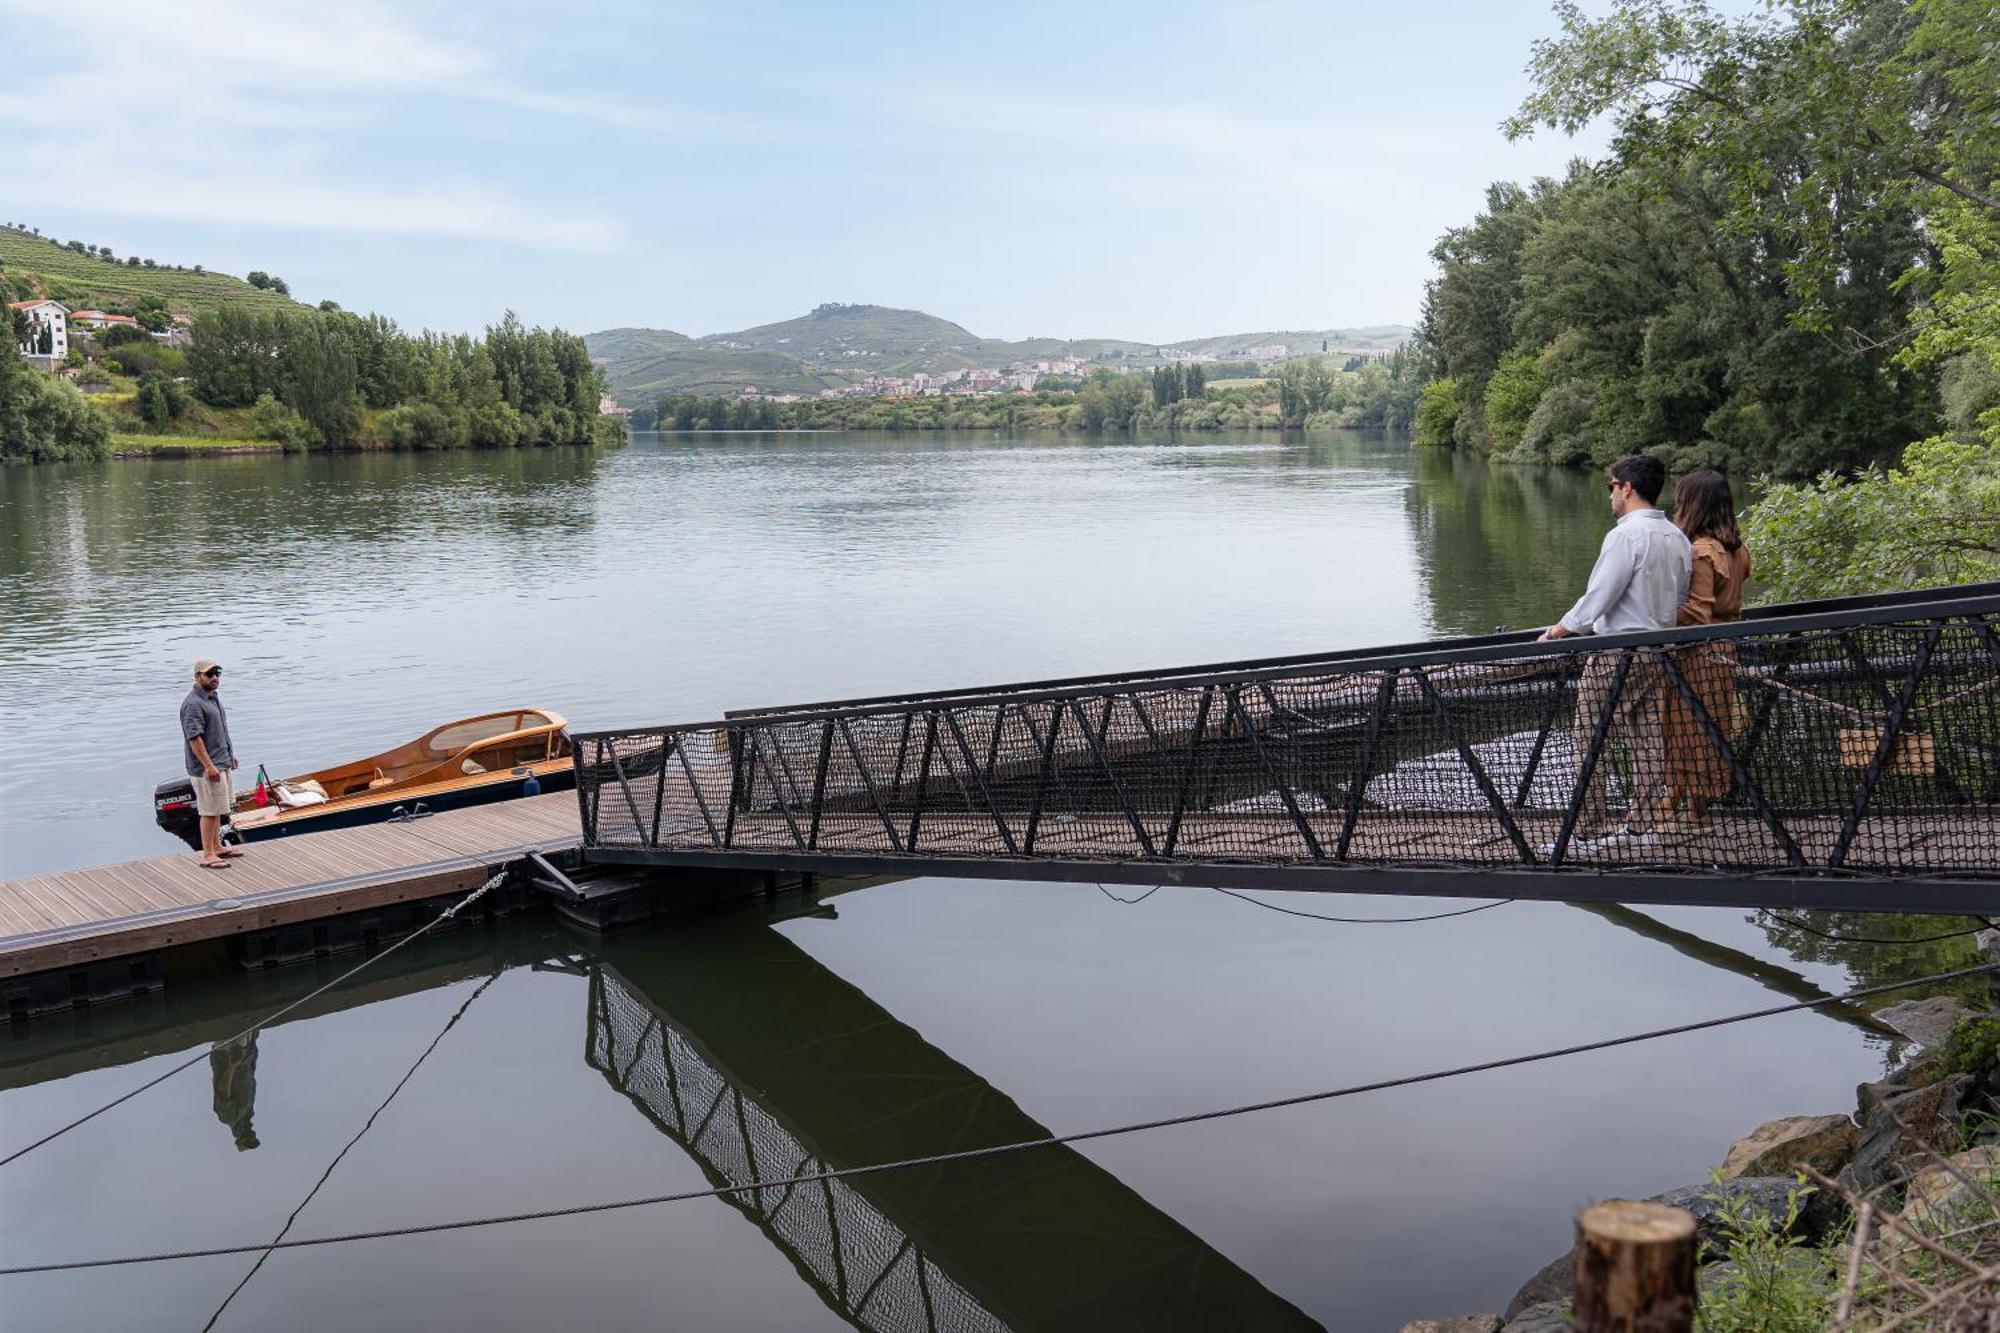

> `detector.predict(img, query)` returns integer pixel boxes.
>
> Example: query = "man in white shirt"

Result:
[1539,454,1692,844]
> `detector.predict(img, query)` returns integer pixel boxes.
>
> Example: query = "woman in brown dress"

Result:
[1663,470,1753,832]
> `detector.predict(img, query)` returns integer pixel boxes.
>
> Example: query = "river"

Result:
[0,432,1952,1329]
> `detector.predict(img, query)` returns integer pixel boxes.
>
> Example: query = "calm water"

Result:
[0,433,1961,1329]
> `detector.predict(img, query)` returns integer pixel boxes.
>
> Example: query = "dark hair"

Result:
[1672,469,1742,551]
[1608,453,1667,504]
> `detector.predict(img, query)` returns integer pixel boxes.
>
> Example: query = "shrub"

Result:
[135,372,189,426]
[1414,377,1459,448]
[249,392,318,451]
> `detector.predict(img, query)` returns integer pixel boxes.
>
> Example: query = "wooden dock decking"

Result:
[0,793,580,979]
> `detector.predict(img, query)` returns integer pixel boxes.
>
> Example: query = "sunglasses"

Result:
[204,669,223,678]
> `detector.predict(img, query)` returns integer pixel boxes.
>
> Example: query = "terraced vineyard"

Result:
[0,227,297,316]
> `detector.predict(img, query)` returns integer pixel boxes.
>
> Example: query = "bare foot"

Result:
[218,848,246,858]
[199,858,232,869]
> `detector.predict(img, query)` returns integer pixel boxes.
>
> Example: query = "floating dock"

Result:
[0,793,579,982]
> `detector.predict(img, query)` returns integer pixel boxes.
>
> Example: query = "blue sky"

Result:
[1,1,1611,341]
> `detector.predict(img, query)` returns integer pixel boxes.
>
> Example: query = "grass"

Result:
[0,226,297,316]
[1206,377,1271,390]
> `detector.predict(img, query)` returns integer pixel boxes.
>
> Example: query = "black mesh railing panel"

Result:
[572,595,2000,884]
[588,971,1007,1333]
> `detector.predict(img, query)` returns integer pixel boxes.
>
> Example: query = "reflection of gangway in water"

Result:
[588,965,1006,1333]
[583,917,1321,1332]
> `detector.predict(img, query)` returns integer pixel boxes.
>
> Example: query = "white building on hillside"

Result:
[9,299,68,370]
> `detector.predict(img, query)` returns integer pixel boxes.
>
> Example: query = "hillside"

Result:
[0,226,298,317]
[589,303,1412,401]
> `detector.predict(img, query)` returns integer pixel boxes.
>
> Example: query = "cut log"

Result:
[1572,1199,1697,1332]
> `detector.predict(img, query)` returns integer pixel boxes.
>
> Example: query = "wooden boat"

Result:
[155,709,573,849]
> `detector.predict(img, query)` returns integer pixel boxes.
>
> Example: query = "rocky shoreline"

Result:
[1400,991,2000,1332]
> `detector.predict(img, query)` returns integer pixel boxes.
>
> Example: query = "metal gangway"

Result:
[570,583,2000,914]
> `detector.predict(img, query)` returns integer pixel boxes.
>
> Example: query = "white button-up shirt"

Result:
[1559,507,1692,636]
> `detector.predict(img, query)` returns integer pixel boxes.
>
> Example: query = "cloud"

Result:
[0,0,638,251]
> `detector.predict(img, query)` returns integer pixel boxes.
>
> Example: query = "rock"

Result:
[1500,1301,1570,1332]
[1698,1249,1828,1299]
[1648,1177,1839,1259]
[1903,1146,2000,1227]
[1878,996,1976,1049]
[1398,1318,1501,1333]
[1719,1113,1859,1180]
[1502,1251,1574,1320]
[1977,928,2000,965]
[1841,1070,1975,1195]
[1503,1178,1830,1317]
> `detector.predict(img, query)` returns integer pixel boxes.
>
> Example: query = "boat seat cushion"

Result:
[461,759,487,775]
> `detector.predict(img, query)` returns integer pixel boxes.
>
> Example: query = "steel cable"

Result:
[6,959,1995,1278]
[0,871,504,1173]
[1092,879,1512,923]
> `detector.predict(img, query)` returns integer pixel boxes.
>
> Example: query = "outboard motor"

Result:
[155,775,201,850]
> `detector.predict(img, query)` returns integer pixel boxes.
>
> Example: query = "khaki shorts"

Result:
[194,771,234,818]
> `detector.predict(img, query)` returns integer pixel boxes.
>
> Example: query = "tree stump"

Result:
[1572,1199,1697,1332]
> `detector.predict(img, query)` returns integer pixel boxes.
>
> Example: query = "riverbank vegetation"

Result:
[3,302,624,462]
[636,349,1422,435]
[185,307,622,452]
[1414,0,1998,589]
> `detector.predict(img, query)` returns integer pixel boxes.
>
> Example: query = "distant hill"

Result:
[589,303,1410,401]
[0,226,298,317]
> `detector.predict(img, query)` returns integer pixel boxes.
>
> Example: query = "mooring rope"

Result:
[6,959,1994,1278]
[0,871,504,1172]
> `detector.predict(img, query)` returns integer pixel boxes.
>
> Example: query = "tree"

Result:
[0,337,111,462]
[135,371,190,426]
[1507,0,1997,336]
[1415,377,1460,448]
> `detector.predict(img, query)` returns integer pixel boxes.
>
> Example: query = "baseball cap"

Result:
[195,659,221,675]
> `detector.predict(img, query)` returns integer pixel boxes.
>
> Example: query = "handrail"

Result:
[718,581,2000,722]
[575,585,2000,742]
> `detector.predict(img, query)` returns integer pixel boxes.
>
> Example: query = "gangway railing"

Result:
[588,967,1007,1333]
[571,585,2000,914]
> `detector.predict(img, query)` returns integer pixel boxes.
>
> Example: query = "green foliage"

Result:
[1695,1176,1838,1333]
[187,306,604,454]
[1744,436,2000,599]
[1076,370,1147,433]
[1414,377,1459,448]
[248,392,318,451]
[0,339,111,462]
[1483,350,1547,452]
[1943,1016,2000,1076]
[1412,0,1998,481]
[1274,357,1336,424]
[0,225,292,317]
[134,371,189,427]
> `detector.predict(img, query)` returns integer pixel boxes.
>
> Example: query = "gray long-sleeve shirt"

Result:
[1559,507,1692,636]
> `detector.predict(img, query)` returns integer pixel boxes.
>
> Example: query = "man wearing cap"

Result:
[181,660,242,868]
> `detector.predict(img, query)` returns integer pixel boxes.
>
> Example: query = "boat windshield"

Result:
[424,711,553,757]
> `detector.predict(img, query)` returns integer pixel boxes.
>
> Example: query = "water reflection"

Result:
[1,909,1315,1332]
[589,915,1316,1332]
[1404,450,1604,637]
[209,1034,260,1152]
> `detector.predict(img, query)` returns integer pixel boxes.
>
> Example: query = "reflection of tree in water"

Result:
[1405,449,1605,637]
[1752,910,1997,1007]
[210,1032,259,1151]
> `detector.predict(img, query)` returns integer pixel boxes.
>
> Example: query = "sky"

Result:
[0,1,1613,342]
